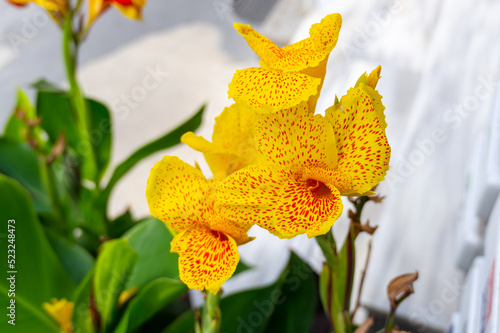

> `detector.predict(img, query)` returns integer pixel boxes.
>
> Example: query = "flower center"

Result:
[305,179,332,197]
[210,230,228,242]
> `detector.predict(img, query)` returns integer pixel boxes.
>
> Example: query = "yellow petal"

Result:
[146,156,210,233]
[309,13,343,54]
[88,0,108,25]
[218,163,344,239]
[42,298,74,333]
[31,0,67,12]
[274,177,343,238]
[118,286,138,307]
[217,164,290,238]
[181,132,235,179]
[182,102,259,178]
[273,13,342,73]
[367,65,382,89]
[112,0,144,20]
[234,23,284,67]
[228,68,321,111]
[325,86,390,195]
[171,225,239,294]
[255,102,338,169]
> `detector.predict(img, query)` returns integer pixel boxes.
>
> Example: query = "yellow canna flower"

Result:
[42,298,74,333]
[6,0,67,13]
[146,156,253,293]
[181,102,259,179]
[217,67,390,239]
[228,14,342,113]
[118,286,138,307]
[88,0,145,26]
[325,67,389,196]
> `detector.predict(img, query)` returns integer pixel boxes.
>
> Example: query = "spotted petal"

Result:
[182,102,258,178]
[274,177,343,238]
[171,225,239,294]
[228,68,321,111]
[256,102,338,169]
[325,85,390,195]
[146,156,210,233]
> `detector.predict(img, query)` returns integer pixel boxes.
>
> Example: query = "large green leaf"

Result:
[37,91,80,148]
[0,139,50,212]
[220,253,317,333]
[0,174,75,333]
[123,218,179,289]
[93,239,138,332]
[161,311,195,333]
[97,105,205,210]
[114,278,187,333]
[36,91,112,183]
[72,269,95,333]
[86,99,112,182]
[45,228,94,285]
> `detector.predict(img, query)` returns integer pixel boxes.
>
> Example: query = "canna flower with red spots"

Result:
[146,156,253,293]
[181,102,260,179]
[229,13,342,113]
[216,67,390,239]
[88,0,145,26]
[5,0,67,13]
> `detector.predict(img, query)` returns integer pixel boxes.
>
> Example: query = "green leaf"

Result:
[98,105,205,209]
[0,174,75,333]
[3,89,36,143]
[32,78,65,93]
[72,269,96,333]
[233,259,252,276]
[36,91,112,182]
[161,311,195,333]
[123,218,179,289]
[0,139,51,212]
[36,91,81,148]
[45,228,94,285]
[220,253,317,333]
[107,210,137,239]
[87,99,112,182]
[93,239,138,332]
[115,278,188,332]
[262,254,318,333]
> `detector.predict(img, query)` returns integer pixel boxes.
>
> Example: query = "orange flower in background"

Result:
[181,102,260,179]
[6,0,67,13]
[88,0,145,25]
[228,13,342,113]
[146,156,253,293]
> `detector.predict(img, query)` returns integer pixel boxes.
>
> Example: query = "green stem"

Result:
[201,292,221,333]
[62,14,98,185]
[41,159,67,235]
[344,224,355,311]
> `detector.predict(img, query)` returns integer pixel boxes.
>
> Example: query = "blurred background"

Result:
[1,0,499,331]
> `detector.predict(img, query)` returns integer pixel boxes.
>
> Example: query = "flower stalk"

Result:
[197,291,221,333]
[62,12,98,185]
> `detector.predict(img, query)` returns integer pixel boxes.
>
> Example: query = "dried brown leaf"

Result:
[387,271,419,308]
[354,317,374,333]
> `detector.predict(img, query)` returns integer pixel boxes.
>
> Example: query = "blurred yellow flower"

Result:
[88,0,145,25]
[181,102,259,179]
[118,286,138,307]
[146,156,253,293]
[6,0,67,13]
[42,298,74,333]
[228,13,342,113]
[217,67,390,239]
